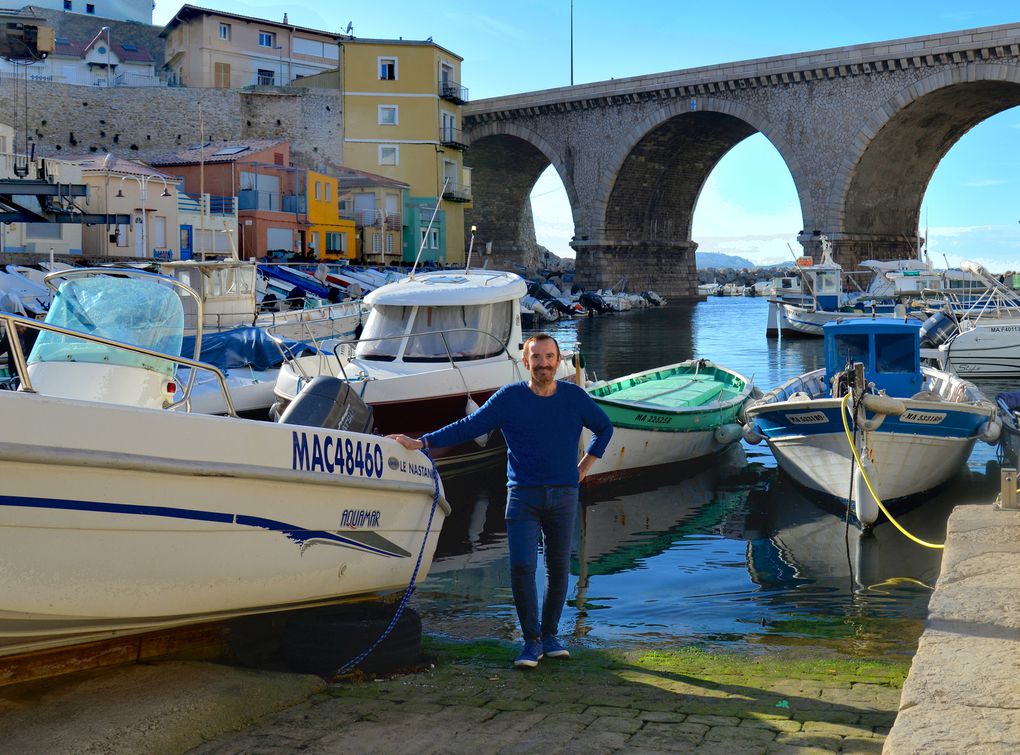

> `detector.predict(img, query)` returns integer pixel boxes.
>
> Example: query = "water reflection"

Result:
[414,297,1004,655]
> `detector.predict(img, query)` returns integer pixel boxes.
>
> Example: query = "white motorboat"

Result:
[698,282,721,296]
[0,268,448,657]
[160,258,365,342]
[770,240,929,338]
[919,261,1020,379]
[0,267,50,316]
[273,269,573,467]
[744,318,997,527]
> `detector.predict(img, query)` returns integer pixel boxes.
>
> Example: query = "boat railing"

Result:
[0,313,238,416]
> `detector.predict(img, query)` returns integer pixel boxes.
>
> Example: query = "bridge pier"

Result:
[573,242,699,299]
[798,233,925,270]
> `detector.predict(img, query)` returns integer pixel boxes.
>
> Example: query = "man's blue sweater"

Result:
[422,380,613,488]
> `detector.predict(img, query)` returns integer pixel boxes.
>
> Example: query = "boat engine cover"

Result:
[279,375,374,434]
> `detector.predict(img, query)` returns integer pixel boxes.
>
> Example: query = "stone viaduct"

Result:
[462,23,1020,297]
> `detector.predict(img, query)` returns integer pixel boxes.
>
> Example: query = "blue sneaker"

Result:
[542,635,570,659]
[514,639,544,668]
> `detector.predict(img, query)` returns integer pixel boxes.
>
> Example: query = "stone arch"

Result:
[823,64,1020,259]
[463,121,577,270]
[593,96,805,245]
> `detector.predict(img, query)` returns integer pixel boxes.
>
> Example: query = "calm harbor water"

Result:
[414,297,1003,659]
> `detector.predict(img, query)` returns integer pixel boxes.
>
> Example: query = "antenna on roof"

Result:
[344,21,353,35]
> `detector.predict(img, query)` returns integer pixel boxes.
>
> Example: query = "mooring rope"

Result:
[336,447,442,675]
[839,393,944,550]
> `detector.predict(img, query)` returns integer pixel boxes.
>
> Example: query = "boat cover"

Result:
[181,326,316,372]
[997,391,1020,413]
[257,264,332,299]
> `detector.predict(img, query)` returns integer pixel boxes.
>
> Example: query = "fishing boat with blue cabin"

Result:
[743,318,998,526]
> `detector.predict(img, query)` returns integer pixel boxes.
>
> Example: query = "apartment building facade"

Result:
[160,5,340,88]
[299,37,472,265]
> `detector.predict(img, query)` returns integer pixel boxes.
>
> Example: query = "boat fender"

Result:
[714,423,743,446]
[466,396,491,447]
[741,423,764,445]
[789,391,812,402]
[861,394,906,416]
[980,417,1002,444]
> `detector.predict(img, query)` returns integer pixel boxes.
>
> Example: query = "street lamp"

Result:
[100,26,111,87]
[116,174,172,258]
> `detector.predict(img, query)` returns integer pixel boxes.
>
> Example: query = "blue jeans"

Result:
[505,486,579,642]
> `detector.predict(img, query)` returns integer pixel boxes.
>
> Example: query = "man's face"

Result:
[524,339,560,385]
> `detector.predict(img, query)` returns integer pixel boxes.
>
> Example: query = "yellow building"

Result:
[298,37,471,265]
[307,169,355,261]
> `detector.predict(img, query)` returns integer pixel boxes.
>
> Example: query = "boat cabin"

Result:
[159,259,259,331]
[356,271,526,363]
[823,319,922,398]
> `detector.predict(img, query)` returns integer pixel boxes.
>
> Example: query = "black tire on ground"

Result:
[280,602,423,677]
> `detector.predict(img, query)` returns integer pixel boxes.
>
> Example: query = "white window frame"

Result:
[219,23,230,41]
[378,56,397,81]
[324,183,332,202]
[378,145,398,166]
[258,31,275,48]
[430,228,439,250]
[378,104,398,126]
[314,181,322,200]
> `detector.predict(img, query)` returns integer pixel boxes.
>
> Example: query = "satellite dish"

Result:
[345,21,353,34]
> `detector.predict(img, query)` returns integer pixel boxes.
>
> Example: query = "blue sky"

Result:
[154,2,1020,270]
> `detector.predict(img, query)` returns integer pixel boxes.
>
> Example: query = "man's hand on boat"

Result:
[388,434,425,451]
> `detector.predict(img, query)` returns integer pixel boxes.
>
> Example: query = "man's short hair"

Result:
[523,332,560,358]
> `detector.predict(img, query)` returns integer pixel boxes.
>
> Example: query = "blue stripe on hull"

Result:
[0,494,406,558]
[753,405,985,440]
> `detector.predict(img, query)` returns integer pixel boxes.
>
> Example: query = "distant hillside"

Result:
[696,252,756,270]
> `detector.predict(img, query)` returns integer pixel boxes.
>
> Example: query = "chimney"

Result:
[283,13,288,24]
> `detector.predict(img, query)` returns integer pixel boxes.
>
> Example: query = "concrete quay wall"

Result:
[884,504,1020,753]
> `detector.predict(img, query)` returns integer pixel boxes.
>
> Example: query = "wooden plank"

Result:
[0,622,230,687]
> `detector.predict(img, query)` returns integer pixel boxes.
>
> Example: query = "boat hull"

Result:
[0,391,446,656]
[930,323,1020,379]
[584,424,735,484]
[747,398,987,524]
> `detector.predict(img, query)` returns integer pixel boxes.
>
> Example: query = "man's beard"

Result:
[531,366,555,384]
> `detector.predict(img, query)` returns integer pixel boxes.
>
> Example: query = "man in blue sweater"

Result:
[390,333,613,668]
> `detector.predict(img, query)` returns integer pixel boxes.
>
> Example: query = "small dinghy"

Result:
[584,359,753,484]
[743,318,999,527]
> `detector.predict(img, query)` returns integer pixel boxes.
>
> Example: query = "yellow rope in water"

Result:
[839,393,945,550]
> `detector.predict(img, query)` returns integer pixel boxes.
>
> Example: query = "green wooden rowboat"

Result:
[584,359,753,483]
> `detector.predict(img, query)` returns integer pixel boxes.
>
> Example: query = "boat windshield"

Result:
[355,302,512,362]
[831,333,869,368]
[28,276,184,377]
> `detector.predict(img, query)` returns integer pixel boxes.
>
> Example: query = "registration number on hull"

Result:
[786,411,828,425]
[899,410,946,425]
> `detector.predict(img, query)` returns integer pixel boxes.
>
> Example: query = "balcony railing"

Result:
[439,125,467,151]
[353,209,402,230]
[439,79,468,104]
[178,192,236,216]
[238,190,306,214]
[442,182,472,203]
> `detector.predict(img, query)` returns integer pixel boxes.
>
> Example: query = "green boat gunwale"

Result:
[588,360,753,433]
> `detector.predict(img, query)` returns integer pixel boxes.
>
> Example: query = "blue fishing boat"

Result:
[743,318,999,526]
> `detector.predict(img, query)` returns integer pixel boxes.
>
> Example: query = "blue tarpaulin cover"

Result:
[257,264,331,299]
[182,326,316,372]
[997,392,1020,413]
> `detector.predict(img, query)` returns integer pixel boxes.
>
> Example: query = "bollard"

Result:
[998,467,1018,510]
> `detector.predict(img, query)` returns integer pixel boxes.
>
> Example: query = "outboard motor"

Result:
[579,292,609,313]
[278,375,374,434]
[918,312,957,348]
